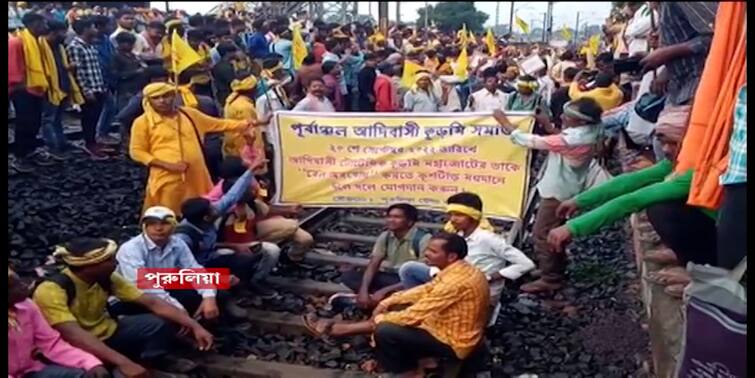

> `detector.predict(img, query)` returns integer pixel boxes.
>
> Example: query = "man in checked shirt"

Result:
[302,233,490,376]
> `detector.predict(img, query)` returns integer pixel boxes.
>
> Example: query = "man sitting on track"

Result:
[114,206,247,320]
[9,267,110,378]
[303,232,490,377]
[204,156,315,263]
[329,203,431,311]
[174,159,281,298]
[32,237,214,377]
[399,192,535,301]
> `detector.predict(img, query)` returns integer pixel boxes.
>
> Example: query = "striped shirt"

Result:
[720,85,747,185]
[375,260,489,359]
[67,36,107,96]
[659,2,718,106]
[510,125,601,201]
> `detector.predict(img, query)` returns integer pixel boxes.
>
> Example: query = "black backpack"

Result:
[33,272,113,307]
[175,223,204,257]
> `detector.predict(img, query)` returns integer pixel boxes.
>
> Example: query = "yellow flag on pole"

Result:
[292,24,308,70]
[171,30,203,76]
[454,46,468,80]
[560,25,573,41]
[515,16,530,34]
[485,27,496,56]
[401,60,423,88]
[457,24,469,48]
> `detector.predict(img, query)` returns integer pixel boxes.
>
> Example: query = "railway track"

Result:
[173,158,545,378]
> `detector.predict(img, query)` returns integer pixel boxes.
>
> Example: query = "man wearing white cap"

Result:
[115,206,246,320]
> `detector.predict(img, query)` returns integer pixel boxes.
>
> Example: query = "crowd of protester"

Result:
[8,1,746,377]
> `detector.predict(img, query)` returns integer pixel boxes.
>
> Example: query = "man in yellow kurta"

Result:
[223,75,266,158]
[130,83,254,216]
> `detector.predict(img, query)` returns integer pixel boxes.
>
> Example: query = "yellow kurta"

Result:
[223,95,264,158]
[130,106,247,215]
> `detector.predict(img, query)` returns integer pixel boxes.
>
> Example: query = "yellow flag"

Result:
[401,60,423,88]
[515,16,529,35]
[454,46,468,80]
[485,27,496,56]
[588,34,601,55]
[292,24,308,70]
[171,30,203,76]
[560,25,573,41]
[458,24,468,48]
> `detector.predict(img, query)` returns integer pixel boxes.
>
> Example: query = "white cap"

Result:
[142,206,177,222]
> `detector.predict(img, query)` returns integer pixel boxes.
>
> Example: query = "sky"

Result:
[152,1,612,29]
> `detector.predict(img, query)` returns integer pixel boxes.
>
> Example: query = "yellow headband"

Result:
[166,19,183,29]
[142,83,178,128]
[53,240,118,267]
[230,75,258,93]
[446,203,482,220]
[443,204,495,233]
[143,82,176,98]
[226,75,259,106]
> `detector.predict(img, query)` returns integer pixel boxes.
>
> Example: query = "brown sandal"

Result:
[301,313,334,338]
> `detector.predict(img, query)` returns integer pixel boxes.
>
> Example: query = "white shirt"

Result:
[624,5,659,56]
[256,89,286,146]
[537,75,556,107]
[110,27,149,55]
[429,227,534,298]
[467,88,510,112]
[292,94,335,112]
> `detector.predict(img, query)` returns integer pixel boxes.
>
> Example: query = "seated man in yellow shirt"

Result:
[32,237,214,376]
[302,232,490,376]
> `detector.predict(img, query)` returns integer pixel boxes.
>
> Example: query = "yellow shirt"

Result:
[222,95,263,157]
[130,106,247,215]
[375,260,489,358]
[568,82,624,112]
[32,269,143,340]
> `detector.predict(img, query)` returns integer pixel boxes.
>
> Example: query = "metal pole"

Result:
[378,1,389,36]
[396,1,400,24]
[164,1,169,12]
[574,11,580,45]
[508,1,515,34]
[495,1,500,29]
[368,2,372,20]
[424,2,429,30]
[542,12,547,42]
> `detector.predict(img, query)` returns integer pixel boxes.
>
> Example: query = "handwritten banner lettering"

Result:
[273,112,534,220]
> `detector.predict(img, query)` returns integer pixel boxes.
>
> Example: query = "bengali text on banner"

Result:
[272,111,535,220]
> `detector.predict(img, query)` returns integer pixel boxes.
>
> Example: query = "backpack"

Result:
[175,223,204,257]
[387,230,430,259]
[33,272,113,307]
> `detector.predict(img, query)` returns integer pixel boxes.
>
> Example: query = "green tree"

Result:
[416,2,488,33]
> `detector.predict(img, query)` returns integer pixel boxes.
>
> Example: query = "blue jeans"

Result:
[41,99,68,153]
[23,365,87,378]
[398,261,433,289]
[103,313,176,361]
[96,92,116,138]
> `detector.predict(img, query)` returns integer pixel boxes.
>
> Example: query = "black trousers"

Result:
[646,199,717,266]
[109,289,212,317]
[103,314,176,361]
[205,252,262,283]
[10,90,44,158]
[717,183,747,270]
[340,269,400,293]
[80,95,105,145]
[374,323,458,374]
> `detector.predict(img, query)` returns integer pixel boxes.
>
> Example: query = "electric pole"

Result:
[542,12,547,42]
[509,1,515,34]
[379,1,389,36]
[495,1,500,29]
[424,1,429,30]
[574,11,580,45]
[396,1,401,24]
